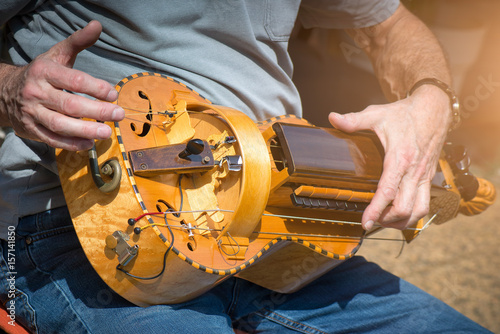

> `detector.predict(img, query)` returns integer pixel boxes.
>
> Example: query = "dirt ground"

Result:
[358,171,500,333]
[2,3,498,331]
[288,6,500,330]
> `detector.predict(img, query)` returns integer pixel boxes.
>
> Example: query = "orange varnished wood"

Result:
[57,133,227,306]
[56,73,472,306]
[294,185,374,202]
[235,242,345,293]
[57,73,274,305]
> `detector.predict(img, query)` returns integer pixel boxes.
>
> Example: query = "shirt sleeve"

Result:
[298,0,400,29]
[0,0,38,26]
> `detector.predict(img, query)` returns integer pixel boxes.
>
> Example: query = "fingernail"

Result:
[329,112,344,119]
[112,107,125,121]
[364,220,374,230]
[77,139,94,151]
[106,89,118,101]
[97,125,111,139]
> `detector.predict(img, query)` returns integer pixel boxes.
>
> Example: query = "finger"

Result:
[378,180,431,230]
[33,106,114,141]
[32,59,118,102]
[328,109,380,133]
[409,180,432,225]
[376,181,418,230]
[49,68,119,102]
[362,156,405,230]
[30,121,95,152]
[44,20,102,68]
[43,88,123,122]
[377,171,419,226]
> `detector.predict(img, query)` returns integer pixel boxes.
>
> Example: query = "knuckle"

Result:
[68,72,86,91]
[91,102,106,120]
[27,59,54,82]
[381,185,397,199]
[391,204,413,221]
[80,123,93,137]
[21,82,41,101]
[98,102,114,120]
[96,80,111,95]
[343,113,359,128]
[61,95,80,116]
[399,150,417,168]
[78,120,98,139]
[47,113,65,133]
[416,163,432,180]
[26,59,46,77]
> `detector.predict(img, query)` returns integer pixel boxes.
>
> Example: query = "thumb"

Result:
[44,20,102,68]
[328,111,369,133]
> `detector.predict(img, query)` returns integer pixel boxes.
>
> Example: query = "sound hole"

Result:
[156,199,178,216]
[129,90,153,137]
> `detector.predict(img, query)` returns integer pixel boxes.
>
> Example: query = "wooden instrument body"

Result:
[56,73,462,306]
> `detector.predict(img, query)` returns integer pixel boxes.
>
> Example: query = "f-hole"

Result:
[130,90,153,137]
[156,199,180,217]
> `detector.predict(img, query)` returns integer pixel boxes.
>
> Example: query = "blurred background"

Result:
[1,0,499,332]
[290,0,500,332]
[291,0,500,179]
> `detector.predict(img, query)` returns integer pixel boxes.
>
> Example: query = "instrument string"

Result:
[120,106,220,117]
[119,97,439,248]
[121,105,178,115]
[138,221,409,242]
[135,209,437,242]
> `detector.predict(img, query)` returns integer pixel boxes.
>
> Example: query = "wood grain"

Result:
[56,73,468,306]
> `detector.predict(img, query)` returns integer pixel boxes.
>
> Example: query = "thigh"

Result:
[231,256,491,334]
[0,208,236,334]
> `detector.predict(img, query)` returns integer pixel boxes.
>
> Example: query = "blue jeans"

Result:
[0,207,491,333]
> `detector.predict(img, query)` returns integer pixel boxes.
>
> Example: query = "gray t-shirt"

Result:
[0,0,398,239]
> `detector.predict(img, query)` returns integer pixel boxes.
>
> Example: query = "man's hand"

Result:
[333,3,454,231]
[329,85,451,230]
[0,20,124,151]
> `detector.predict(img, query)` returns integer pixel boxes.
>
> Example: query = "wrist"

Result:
[408,78,461,131]
[0,63,25,127]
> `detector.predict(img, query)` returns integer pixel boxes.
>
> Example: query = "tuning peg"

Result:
[179,139,205,159]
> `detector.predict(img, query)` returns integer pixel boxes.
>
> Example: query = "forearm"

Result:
[346,4,451,101]
[0,62,24,127]
[331,3,456,230]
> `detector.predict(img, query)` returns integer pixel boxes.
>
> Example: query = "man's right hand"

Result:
[0,20,124,151]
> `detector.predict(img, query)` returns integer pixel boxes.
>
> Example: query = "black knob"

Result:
[179,139,205,159]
